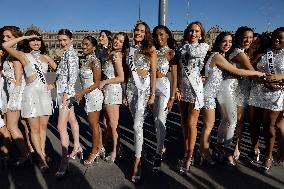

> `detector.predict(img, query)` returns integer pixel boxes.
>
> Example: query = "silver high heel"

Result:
[68,146,83,160]
[83,153,100,166]
[99,147,106,160]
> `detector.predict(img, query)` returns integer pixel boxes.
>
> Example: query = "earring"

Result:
[199,37,202,40]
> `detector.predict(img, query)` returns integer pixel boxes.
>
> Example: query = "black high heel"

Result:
[152,154,162,172]
[55,160,69,179]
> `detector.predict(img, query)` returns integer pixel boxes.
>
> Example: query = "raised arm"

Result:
[2,35,39,66]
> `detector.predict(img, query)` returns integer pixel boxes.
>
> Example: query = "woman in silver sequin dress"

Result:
[2,29,57,171]
[99,32,129,163]
[1,26,31,165]
[174,22,209,173]
[55,29,81,177]
[200,32,264,166]
[248,27,284,171]
[75,36,104,166]
[151,25,176,170]
[216,27,254,166]
[126,21,157,183]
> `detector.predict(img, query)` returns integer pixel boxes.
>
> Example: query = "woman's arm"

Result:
[232,52,254,70]
[167,50,176,112]
[75,58,101,101]
[215,54,264,77]
[99,52,124,88]
[44,55,57,70]
[13,60,24,86]
[2,35,38,66]
[148,46,157,104]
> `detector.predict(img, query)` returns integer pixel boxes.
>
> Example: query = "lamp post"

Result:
[158,0,168,26]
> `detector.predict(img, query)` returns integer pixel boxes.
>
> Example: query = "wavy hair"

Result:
[183,21,206,43]
[134,21,154,56]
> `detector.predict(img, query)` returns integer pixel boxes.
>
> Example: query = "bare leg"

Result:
[39,116,50,157]
[200,108,215,155]
[6,110,29,158]
[68,107,81,152]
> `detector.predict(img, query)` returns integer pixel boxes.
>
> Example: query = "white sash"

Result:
[181,57,204,109]
[267,49,275,74]
[0,77,3,110]
[156,78,170,99]
[128,47,148,90]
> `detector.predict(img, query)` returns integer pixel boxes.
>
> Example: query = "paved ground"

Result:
[0,73,283,189]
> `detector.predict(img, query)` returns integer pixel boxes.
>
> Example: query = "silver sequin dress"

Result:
[2,56,25,111]
[177,43,209,109]
[21,52,52,118]
[249,48,284,111]
[101,51,122,105]
[203,52,223,109]
[79,53,103,112]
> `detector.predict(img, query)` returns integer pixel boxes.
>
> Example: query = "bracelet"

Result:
[170,96,175,99]
[151,93,156,97]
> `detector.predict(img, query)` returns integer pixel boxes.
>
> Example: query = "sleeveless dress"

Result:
[101,51,122,105]
[21,51,52,118]
[79,53,103,112]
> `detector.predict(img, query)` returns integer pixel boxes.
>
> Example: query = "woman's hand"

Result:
[175,90,182,101]
[166,98,175,112]
[148,94,155,107]
[99,80,106,89]
[123,97,128,106]
[75,91,84,102]
[47,84,55,90]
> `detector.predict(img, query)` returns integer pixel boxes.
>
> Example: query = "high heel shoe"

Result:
[261,158,273,173]
[105,152,116,163]
[152,154,162,172]
[233,150,241,162]
[131,162,142,184]
[253,149,260,162]
[68,146,83,160]
[200,153,216,166]
[83,153,100,166]
[99,147,106,160]
[55,160,69,179]
[178,157,192,176]
[225,155,236,167]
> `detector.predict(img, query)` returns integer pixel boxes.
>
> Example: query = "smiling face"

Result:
[28,38,42,51]
[134,24,146,45]
[82,38,95,55]
[219,35,233,53]
[112,34,125,51]
[99,32,109,47]
[155,28,169,47]
[58,34,72,50]
[3,30,15,42]
[240,31,254,49]
[272,30,284,50]
[187,24,201,44]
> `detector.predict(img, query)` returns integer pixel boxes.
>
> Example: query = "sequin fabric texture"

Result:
[56,45,79,97]
[126,45,151,158]
[2,56,25,111]
[249,48,284,111]
[21,52,52,118]
[79,53,103,112]
[176,43,209,103]
[101,51,122,105]
[203,52,223,109]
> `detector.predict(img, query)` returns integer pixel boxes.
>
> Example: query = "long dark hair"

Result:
[152,25,176,50]
[234,26,254,48]
[22,30,47,54]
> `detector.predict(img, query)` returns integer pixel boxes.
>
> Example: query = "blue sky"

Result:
[0,0,282,33]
